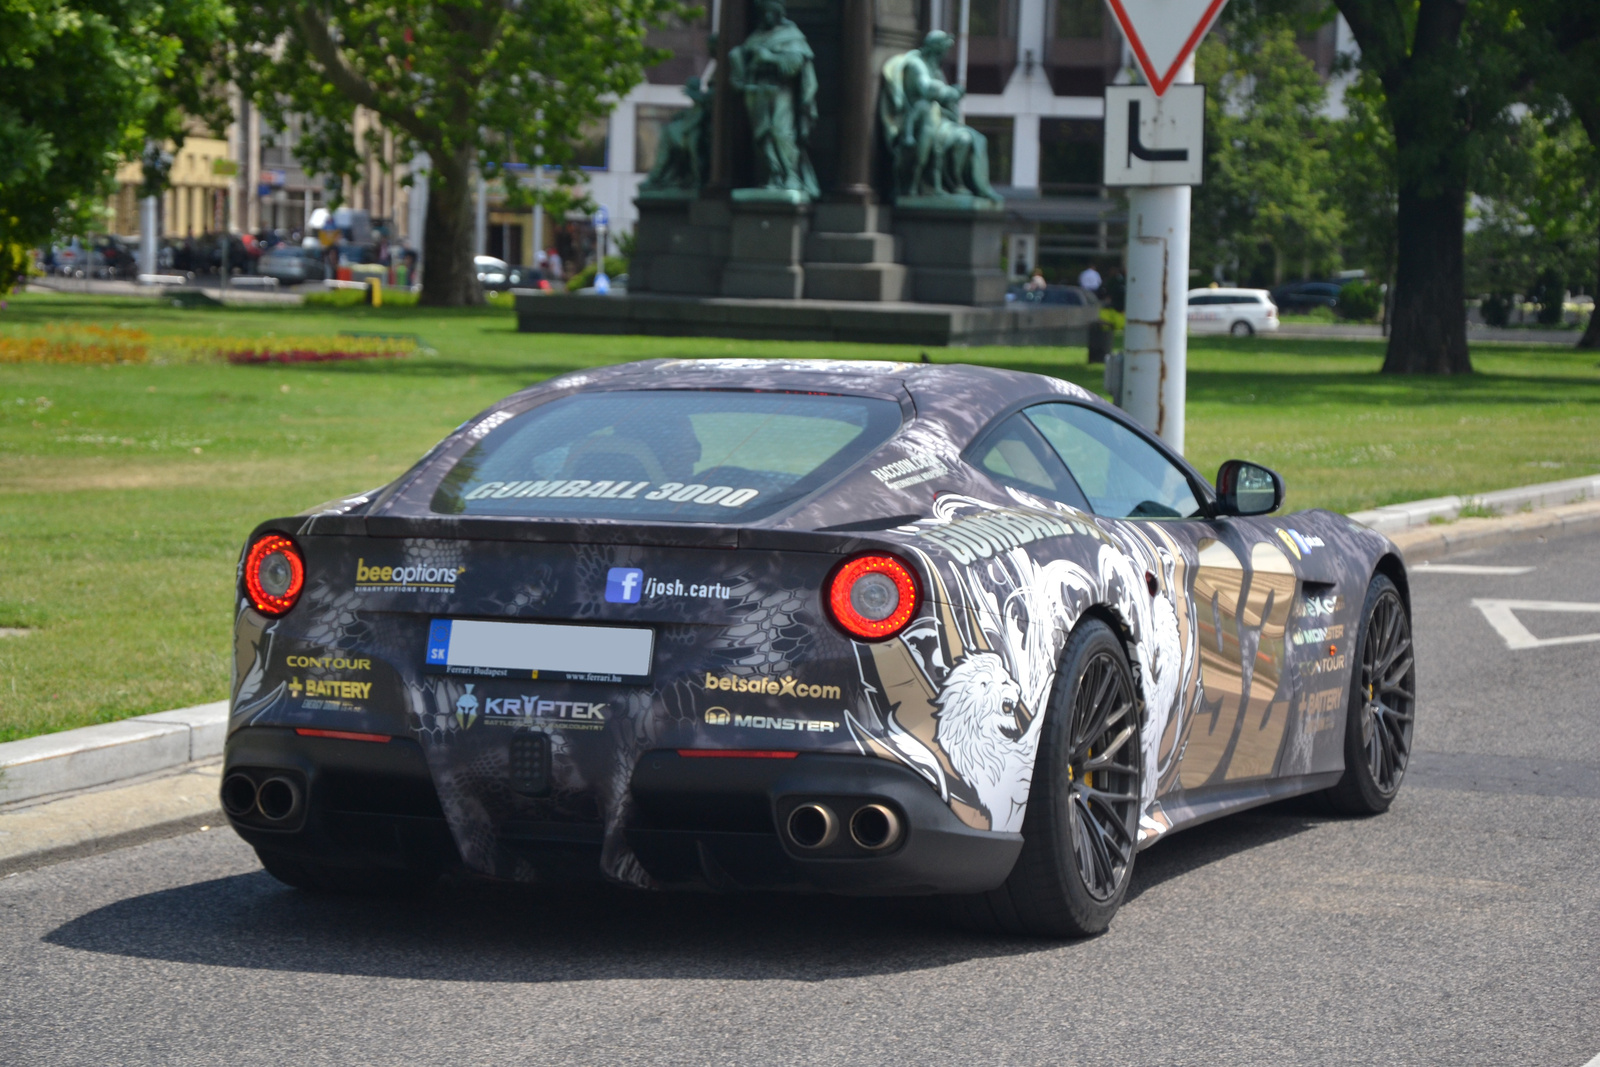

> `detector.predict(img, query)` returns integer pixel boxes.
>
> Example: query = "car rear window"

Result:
[432,389,903,521]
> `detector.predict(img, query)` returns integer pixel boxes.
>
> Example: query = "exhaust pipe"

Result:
[786,803,839,849]
[849,803,902,851]
[256,776,303,822]
[220,773,259,819]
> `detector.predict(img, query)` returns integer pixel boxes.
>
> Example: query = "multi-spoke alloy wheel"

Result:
[954,619,1143,937]
[1325,574,1416,814]
[1065,650,1142,901]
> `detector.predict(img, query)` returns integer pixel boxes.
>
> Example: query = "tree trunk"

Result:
[419,148,484,308]
[1581,215,1600,348]
[1383,177,1471,372]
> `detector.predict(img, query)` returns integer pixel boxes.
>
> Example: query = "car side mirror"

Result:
[1215,459,1284,516]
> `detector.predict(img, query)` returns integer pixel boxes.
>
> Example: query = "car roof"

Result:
[1188,287,1269,297]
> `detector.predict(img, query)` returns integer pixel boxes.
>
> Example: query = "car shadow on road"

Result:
[43,803,1326,983]
[1125,797,1328,904]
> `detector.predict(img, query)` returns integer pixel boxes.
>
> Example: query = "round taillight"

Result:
[828,554,918,640]
[244,534,305,615]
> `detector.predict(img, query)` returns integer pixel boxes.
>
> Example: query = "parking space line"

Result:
[1472,598,1600,650]
[1413,563,1535,575]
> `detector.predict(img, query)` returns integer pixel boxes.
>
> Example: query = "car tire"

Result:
[1322,574,1415,815]
[1230,320,1255,336]
[255,848,439,896]
[951,619,1143,937]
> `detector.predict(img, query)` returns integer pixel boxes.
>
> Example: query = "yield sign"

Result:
[1104,0,1230,96]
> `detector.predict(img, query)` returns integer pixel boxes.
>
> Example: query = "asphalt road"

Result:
[5,531,1599,1066]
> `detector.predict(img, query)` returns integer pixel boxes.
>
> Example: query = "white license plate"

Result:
[424,618,654,685]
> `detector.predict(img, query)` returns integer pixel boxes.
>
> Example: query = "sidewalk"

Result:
[1269,322,1588,345]
[23,277,306,306]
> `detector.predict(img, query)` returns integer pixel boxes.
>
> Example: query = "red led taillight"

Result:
[827,553,919,640]
[243,534,305,615]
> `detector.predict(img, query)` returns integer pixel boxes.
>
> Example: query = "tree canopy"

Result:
[0,0,230,288]
[229,0,683,306]
[1192,22,1345,288]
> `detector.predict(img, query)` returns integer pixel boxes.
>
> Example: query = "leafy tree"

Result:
[1192,22,1345,288]
[230,0,682,307]
[1514,0,1600,347]
[1328,70,1397,302]
[1331,0,1524,374]
[1467,112,1597,327]
[0,0,230,291]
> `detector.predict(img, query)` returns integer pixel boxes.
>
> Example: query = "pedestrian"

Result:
[546,247,563,282]
[1025,268,1047,292]
[1078,263,1103,295]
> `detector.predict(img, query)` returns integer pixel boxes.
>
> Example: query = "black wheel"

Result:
[254,848,439,896]
[1230,320,1255,336]
[953,619,1142,937]
[1323,574,1415,814]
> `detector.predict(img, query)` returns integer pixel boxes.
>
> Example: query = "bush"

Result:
[304,287,419,309]
[565,255,629,292]
[1337,280,1384,322]
[1532,269,1565,327]
[1481,292,1514,328]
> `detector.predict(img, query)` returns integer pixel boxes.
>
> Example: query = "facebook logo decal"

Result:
[605,567,645,604]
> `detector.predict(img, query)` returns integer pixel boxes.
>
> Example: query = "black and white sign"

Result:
[1103,85,1205,187]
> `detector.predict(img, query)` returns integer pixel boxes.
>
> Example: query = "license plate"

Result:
[424,618,654,685]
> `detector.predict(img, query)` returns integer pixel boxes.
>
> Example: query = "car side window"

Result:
[1024,403,1203,519]
[972,414,1090,510]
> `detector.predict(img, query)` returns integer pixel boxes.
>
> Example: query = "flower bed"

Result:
[0,325,151,364]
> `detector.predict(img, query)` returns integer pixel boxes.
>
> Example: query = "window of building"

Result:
[1053,0,1102,37]
[936,0,1020,94]
[572,118,609,170]
[1039,118,1102,193]
[967,116,1014,186]
[635,105,687,175]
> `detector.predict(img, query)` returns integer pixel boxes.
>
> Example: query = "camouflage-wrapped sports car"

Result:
[224,359,1415,935]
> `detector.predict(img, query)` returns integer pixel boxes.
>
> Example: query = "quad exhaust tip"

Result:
[255,776,303,822]
[220,773,259,818]
[786,803,840,849]
[848,803,902,851]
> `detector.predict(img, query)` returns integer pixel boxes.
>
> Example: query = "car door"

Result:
[1022,401,1310,801]
[1187,293,1223,333]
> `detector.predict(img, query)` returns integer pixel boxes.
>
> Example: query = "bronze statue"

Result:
[640,74,714,194]
[880,31,1001,204]
[728,0,819,200]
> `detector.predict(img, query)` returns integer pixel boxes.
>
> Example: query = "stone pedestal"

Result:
[722,197,811,300]
[630,194,730,296]
[803,202,910,301]
[894,202,1008,306]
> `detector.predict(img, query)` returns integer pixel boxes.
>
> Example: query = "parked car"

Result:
[258,246,331,285]
[1187,288,1279,336]
[1006,284,1100,308]
[1270,280,1343,315]
[224,359,1413,937]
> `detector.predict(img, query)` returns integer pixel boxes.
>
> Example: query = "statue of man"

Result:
[727,0,819,198]
[880,31,999,202]
[641,74,714,193]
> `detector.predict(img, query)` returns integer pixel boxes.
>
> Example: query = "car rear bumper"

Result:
[223,728,1023,895]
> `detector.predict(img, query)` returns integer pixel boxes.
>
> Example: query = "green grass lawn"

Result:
[3,289,1598,742]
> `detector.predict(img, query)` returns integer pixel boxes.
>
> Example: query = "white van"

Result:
[1187,288,1279,336]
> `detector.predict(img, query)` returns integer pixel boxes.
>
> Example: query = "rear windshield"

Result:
[432,390,902,521]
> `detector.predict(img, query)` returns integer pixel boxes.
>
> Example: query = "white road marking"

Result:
[1472,599,1600,650]
[1580,1054,1600,1067]
[1413,563,1535,575]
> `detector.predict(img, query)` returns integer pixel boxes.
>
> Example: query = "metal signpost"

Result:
[1102,0,1228,454]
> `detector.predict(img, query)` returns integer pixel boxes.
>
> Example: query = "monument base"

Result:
[722,199,811,300]
[629,198,729,296]
[515,292,1097,347]
[894,203,1008,306]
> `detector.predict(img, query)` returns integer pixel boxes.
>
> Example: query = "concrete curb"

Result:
[1385,499,1600,563]
[1349,474,1600,534]
[0,701,227,806]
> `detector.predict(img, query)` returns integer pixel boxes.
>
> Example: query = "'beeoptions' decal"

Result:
[702,673,841,700]
[355,559,463,593]
[703,706,837,732]
[916,508,1090,564]
[1277,528,1327,559]
[871,448,950,490]
[463,479,759,508]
